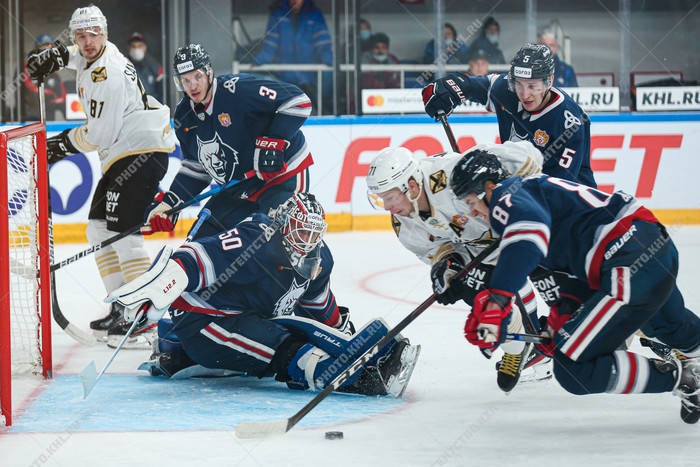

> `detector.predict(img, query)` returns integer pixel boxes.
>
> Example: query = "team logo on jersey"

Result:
[196,132,239,184]
[91,67,108,83]
[533,129,550,147]
[273,278,310,316]
[218,113,232,127]
[429,170,448,194]
[465,229,498,249]
[563,110,581,129]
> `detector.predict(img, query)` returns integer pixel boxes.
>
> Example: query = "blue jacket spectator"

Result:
[423,23,469,65]
[254,0,333,113]
[538,29,578,87]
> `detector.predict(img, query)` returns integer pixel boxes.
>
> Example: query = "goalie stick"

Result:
[39,79,97,346]
[234,239,501,439]
[49,170,255,272]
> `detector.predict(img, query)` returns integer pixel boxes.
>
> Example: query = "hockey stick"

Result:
[79,210,211,399]
[80,305,147,399]
[505,332,550,344]
[38,78,98,345]
[438,112,460,153]
[235,239,501,439]
[49,170,255,272]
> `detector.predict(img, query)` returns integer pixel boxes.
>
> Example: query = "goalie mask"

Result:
[366,147,423,217]
[69,5,108,40]
[173,43,213,91]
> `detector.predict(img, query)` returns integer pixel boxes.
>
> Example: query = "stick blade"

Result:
[80,360,98,399]
[65,324,97,346]
[235,420,290,439]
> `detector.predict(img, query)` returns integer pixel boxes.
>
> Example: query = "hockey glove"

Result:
[254,136,289,181]
[430,253,468,305]
[421,73,469,120]
[142,191,184,235]
[46,129,79,164]
[535,295,583,357]
[464,289,514,358]
[26,41,69,82]
[336,306,356,335]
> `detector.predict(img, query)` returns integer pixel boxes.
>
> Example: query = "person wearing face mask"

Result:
[127,32,164,103]
[422,23,469,65]
[361,32,401,90]
[469,16,506,64]
[22,33,67,121]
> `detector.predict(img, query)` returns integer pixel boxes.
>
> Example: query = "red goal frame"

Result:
[0,122,52,426]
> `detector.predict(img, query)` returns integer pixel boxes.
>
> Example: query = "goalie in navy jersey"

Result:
[143,43,315,240]
[422,43,596,188]
[107,193,420,398]
[450,151,700,424]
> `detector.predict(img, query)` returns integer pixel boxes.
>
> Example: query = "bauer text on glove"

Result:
[254,136,289,181]
[26,41,69,82]
[421,73,469,120]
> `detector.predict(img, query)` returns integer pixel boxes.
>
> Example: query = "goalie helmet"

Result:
[507,43,555,91]
[274,193,327,257]
[69,5,108,39]
[172,44,212,91]
[366,147,422,195]
[450,149,508,200]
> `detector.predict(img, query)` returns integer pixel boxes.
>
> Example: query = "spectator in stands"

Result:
[467,47,490,76]
[423,22,469,65]
[254,0,333,114]
[358,18,373,55]
[127,32,164,102]
[469,16,506,64]
[361,32,401,90]
[538,28,578,87]
[22,34,67,121]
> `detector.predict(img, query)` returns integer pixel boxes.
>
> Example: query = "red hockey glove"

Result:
[421,73,468,120]
[254,136,289,181]
[142,191,183,235]
[464,289,514,358]
[535,295,583,357]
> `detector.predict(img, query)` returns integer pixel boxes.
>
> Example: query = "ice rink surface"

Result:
[3,227,700,466]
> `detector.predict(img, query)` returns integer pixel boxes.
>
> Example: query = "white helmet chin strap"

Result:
[405,181,423,219]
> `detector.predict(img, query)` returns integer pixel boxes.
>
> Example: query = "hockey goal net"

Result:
[0,123,52,427]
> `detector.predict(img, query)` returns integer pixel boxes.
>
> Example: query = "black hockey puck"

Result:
[325,431,343,440]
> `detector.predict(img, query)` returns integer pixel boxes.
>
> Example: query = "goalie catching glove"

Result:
[142,191,184,235]
[421,72,469,120]
[464,289,515,358]
[26,40,69,82]
[254,136,289,181]
[105,246,189,322]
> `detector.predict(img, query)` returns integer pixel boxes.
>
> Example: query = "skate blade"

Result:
[386,344,421,398]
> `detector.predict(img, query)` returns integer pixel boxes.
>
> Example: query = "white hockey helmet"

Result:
[69,5,108,40]
[366,147,422,195]
[274,193,327,257]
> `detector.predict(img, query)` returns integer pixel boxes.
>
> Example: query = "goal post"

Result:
[0,122,52,427]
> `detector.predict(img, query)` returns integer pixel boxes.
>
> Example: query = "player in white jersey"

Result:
[27,5,177,341]
[366,141,551,392]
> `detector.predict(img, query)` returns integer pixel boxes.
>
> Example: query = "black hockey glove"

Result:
[47,129,78,164]
[430,253,469,305]
[27,41,69,82]
[421,72,469,120]
[336,306,356,335]
[254,136,289,181]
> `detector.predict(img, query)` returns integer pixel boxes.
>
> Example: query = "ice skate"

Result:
[674,357,700,424]
[496,343,536,393]
[89,302,124,342]
[106,313,157,349]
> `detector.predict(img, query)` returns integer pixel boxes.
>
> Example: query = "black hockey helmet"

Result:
[450,149,508,200]
[508,43,555,90]
[172,44,212,90]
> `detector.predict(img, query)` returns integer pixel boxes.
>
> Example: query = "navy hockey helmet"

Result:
[450,149,508,200]
[172,43,212,90]
[274,193,328,257]
[508,43,555,91]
